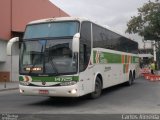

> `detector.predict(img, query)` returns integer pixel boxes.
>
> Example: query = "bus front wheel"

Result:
[90,77,102,99]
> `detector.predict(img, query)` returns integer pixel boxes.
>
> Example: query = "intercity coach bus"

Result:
[9,17,139,98]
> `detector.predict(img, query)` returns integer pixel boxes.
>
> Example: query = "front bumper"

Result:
[19,84,80,97]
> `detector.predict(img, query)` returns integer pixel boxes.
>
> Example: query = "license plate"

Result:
[39,90,49,94]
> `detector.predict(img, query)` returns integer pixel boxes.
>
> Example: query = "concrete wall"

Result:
[0,40,19,82]
[0,56,10,72]
[11,42,19,81]
[0,40,7,62]
[0,40,11,82]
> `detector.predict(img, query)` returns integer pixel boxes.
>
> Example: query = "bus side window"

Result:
[80,21,91,72]
[80,44,88,72]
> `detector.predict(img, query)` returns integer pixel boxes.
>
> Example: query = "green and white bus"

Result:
[15,17,139,98]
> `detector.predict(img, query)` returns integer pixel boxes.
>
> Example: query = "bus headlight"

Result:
[60,81,76,86]
[19,81,29,86]
[20,89,24,93]
[70,89,77,94]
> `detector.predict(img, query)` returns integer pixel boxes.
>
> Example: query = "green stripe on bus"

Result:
[19,76,79,82]
[93,51,139,64]
[19,76,23,81]
[132,56,139,63]
[93,51,121,64]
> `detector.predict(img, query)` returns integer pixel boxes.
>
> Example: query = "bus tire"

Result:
[133,70,136,81]
[90,77,102,99]
[126,72,133,86]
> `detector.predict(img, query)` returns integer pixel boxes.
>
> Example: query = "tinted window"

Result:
[80,21,91,44]
[80,21,91,72]
[92,23,138,53]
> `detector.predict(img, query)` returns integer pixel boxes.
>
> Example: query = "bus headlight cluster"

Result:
[19,81,29,86]
[70,89,77,94]
[60,81,76,86]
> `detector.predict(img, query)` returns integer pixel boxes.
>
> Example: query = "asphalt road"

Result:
[0,77,160,116]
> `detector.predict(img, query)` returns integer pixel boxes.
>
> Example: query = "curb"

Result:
[0,88,18,92]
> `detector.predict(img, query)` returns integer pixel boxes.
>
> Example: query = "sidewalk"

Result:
[0,81,19,91]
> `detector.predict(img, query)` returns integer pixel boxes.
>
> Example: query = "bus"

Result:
[13,17,139,98]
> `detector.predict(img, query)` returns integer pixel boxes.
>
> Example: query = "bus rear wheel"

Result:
[126,72,133,86]
[90,77,102,99]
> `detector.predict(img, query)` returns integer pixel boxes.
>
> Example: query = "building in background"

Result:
[0,0,69,82]
[139,40,154,67]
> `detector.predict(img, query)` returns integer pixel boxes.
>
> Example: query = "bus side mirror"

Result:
[7,37,19,56]
[72,33,80,53]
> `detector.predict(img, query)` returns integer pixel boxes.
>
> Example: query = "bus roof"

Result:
[28,17,89,24]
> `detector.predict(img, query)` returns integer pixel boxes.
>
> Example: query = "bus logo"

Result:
[42,81,46,85]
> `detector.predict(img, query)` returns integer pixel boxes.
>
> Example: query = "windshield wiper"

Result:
[48,57,59,75]
[47,43,59,75]
[29,45,44,74]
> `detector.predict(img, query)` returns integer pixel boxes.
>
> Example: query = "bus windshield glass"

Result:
[23,21,79,39]
[20,39,78,75]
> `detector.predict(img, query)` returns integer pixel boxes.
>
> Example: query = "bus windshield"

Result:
[20,39,78,75]
[23,21,79,39]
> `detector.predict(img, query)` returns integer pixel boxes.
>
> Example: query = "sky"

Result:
[50,0,155,48]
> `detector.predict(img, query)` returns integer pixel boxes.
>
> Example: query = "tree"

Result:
[126,0,160,40]
[126,0,160,68]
